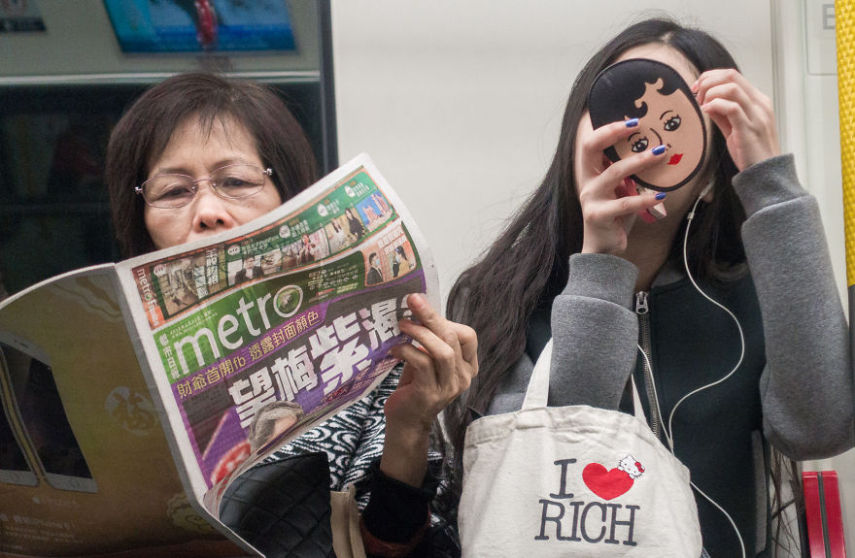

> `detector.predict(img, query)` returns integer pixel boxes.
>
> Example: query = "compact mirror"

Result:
[588,58,707,192]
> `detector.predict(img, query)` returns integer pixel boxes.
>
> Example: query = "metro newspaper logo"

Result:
[170,293,411,420]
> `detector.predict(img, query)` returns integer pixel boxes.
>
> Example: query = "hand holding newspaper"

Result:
[0,154,438,557]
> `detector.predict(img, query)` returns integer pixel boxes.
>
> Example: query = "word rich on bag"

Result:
[535,456,644,547]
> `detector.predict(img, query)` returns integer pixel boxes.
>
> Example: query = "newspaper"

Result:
[0,154,439,558]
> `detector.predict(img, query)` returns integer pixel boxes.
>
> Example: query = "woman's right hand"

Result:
[381,293,478,487]
[574,113,670,255]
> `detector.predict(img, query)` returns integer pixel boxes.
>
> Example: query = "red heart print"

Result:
[582,463,634,500]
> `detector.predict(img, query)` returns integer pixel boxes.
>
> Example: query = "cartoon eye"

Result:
[663,115,681,132]
[630,137,649,153]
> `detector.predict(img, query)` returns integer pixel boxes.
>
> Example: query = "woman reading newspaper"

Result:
[105,73,476,557]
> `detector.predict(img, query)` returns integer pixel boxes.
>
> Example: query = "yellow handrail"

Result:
[837,0,855,286]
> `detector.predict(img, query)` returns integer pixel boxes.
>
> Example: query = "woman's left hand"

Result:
[380,292,478,486]
[692,69,780,171]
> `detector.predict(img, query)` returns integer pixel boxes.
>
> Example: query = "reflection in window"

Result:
[0,395,36,486]
[1,342,97,492]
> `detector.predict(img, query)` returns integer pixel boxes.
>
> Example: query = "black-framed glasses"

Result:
[135,164,274,209]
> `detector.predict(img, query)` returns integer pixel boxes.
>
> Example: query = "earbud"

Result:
[688,180,715,222]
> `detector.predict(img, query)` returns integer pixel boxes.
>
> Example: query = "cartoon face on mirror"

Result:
[588,58,706,192]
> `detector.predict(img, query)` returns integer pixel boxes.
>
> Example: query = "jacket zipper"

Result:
[635,291,661,438]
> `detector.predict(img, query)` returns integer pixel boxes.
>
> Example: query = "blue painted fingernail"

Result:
[655,192,667,200]
[625,118,639,128]
[652,145,666,156]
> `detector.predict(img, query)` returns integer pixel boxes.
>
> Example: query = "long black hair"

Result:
[444,16,746,486]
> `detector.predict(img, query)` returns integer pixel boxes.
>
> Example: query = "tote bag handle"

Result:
[521,338,645,420]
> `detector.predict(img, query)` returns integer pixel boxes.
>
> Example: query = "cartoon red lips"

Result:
[667,153,683,165]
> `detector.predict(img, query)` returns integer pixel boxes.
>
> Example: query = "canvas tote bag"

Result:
[458,339,702,557]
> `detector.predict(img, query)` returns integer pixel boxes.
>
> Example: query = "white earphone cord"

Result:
[635,190,747,558]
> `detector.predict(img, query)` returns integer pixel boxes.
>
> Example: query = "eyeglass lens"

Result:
[143,164,267,208]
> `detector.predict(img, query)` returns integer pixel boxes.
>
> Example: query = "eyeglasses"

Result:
[135,163,274,209]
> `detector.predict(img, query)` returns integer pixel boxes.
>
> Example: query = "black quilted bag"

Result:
[219,452,336,558]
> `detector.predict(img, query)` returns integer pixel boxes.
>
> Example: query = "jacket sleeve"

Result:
[734,154,855,459]
[547,252,640,409]
[350,368,458,557]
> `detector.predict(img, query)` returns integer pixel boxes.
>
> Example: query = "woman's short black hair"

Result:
[589,58,688,124]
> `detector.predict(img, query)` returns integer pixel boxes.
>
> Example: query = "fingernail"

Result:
[655,192,667,200]
[407,292,423,307]
[625,118,639,128]
[652,145,666,156]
